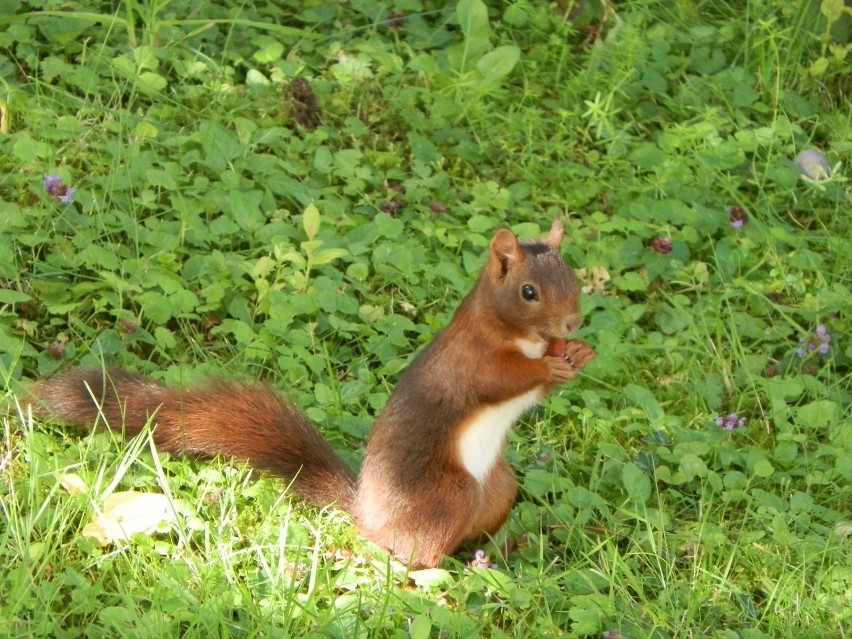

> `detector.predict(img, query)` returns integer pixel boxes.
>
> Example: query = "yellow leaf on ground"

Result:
[59,473,89,496]
[577,266,611,294]
[82,491,176,545]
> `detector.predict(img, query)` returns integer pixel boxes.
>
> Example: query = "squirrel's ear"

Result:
[545,217,564,248]
[490,228,523,279]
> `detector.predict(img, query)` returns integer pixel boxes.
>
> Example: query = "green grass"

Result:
[1,0,850,637]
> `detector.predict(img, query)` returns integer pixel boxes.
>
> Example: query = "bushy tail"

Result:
[31,368,357,510]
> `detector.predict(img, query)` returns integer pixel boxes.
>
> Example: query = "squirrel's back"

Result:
[32,368,357,510]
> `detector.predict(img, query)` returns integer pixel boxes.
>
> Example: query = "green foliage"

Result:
[1,0,850,637]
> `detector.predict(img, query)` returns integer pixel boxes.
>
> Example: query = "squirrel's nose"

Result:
[566,315,583,333]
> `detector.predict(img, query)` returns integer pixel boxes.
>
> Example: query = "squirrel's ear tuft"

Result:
[546,217,564,248]
[490,228,523,278]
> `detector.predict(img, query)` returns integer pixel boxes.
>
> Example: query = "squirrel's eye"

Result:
[521,284,538,301]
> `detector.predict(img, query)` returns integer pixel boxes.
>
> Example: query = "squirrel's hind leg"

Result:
[464,456,517,541]
[356,467,479,568]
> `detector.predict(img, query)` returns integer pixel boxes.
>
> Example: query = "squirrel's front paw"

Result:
[545,339,595,384]
[562,339,596,370]
[545,356,579,383]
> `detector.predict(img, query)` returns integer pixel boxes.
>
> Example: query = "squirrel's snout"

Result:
[566,315,583,333]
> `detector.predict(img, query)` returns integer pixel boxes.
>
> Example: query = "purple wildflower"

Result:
[727,206,747,228]
[429,200,447,214]
[796,324,831,358]
[650,236,672,254]
[46,340,66,360]
[602,631,624,639]
[815,325,831,354]
[470,549,498,570]
[43,174,76,204]
[43,174,62,193]
[715,413,746,431]
[386,9,405,30]
[380,198,403,214]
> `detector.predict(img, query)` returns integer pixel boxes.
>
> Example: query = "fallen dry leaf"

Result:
[577,266,611,294]
[59,473,89,496]
[82,491,176,545]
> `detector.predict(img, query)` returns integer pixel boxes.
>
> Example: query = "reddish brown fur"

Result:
[31,219,595,568]
[467,457,518,537]
[31,368,356,509]
[353,219,592,565]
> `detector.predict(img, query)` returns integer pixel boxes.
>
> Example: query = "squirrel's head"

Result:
[483,217,583,345]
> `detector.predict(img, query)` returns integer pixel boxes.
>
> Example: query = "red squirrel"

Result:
[31,218,595,568]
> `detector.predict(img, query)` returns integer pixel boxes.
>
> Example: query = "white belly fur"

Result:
[457,388,543,484]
